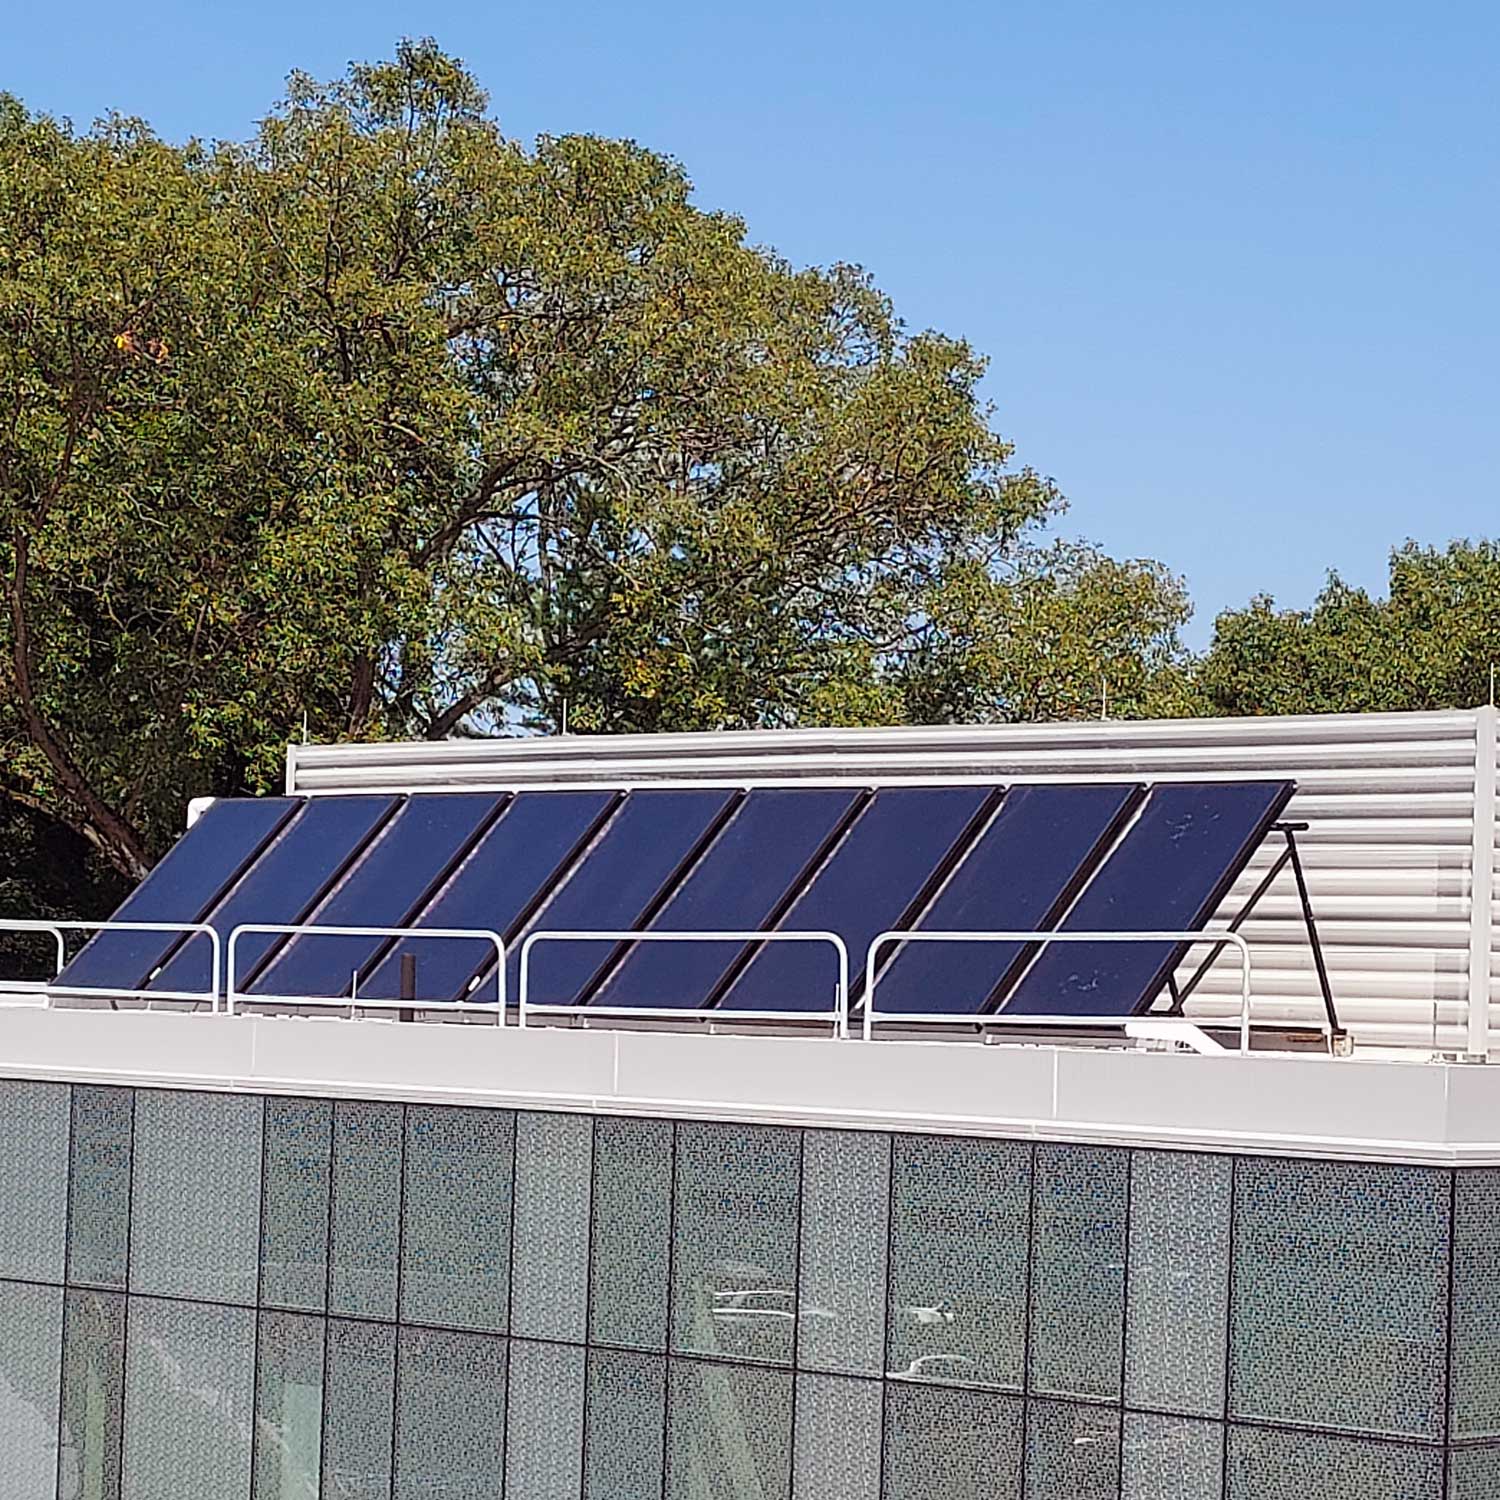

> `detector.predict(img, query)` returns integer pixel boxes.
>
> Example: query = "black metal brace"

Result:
[1165,821,1343,1041]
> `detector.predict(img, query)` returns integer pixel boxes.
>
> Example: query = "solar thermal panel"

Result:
[148,795,398,996]
[870,783,1145,1016]
[586,787,865,1011]
[999,780,1294,1018]
[508,788,740,1008]
[51,798,297,997]
[715,785,998,1014]
[247,792,507,1000]
[358,790,620,1003]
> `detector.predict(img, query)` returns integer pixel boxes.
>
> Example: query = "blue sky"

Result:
[4,1,1496,644]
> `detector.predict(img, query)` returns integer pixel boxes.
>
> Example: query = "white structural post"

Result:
[1468,705,1497,1058]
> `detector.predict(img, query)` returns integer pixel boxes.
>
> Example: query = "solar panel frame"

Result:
[148,794,400,997]
[713,785,1000,1015]
[503,787,743,1010]
[245,792,510,1000]
[997,779,1296,1019]
[50,798,299,997]
[867,783,1147,1017]
[355,789,623,1004]
[583,786,869,1012]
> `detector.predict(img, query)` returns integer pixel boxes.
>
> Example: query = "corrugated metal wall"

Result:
[288,708,1499,1054]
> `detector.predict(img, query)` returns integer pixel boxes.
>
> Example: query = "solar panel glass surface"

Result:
[52,798,296,995]
[716,785,997,1014]
[587,787,864,1010]
[1000,779,1293,1018]
[871,783,1145,1016]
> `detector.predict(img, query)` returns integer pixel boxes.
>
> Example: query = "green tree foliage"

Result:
[0,40,1190,895]
[1201,540,1500,715]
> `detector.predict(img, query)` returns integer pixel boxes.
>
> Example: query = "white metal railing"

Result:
[0,918,224,1011]
[226,924,508,1018]
[518,929,851,1037]
[863,929,1257,1052]
[5,915,1273,1053]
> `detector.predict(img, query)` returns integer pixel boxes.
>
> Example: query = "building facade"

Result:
[0,1014,1496,1500]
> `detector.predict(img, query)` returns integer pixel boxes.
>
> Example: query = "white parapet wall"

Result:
[287,708,1500,1056]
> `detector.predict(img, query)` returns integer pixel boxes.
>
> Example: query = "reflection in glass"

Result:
[59,1289,126,1500]
[887,1134,1031,1389]
[666,1357,793,1500]
[590,1115,673,1351]
[671,1122,800,1365]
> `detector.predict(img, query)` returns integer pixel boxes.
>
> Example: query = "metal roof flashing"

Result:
[0,1004,1492,1167]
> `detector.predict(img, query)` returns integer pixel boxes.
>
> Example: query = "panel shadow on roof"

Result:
[247,793,508,1000]
[586,787,866,1012]
[52,798,297,997]
[715,785,998,1015]
[999,779,1294,1020]
[870,783,1146,1017]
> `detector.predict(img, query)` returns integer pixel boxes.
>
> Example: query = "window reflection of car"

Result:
[711,1288,834,1325]
[894,1353,976,1380]
[898,1299,957,1326]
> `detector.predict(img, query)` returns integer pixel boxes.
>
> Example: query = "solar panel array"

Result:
[53,779,1295,1022]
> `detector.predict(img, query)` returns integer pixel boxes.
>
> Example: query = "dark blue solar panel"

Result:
[716,786,997,1014]
[52,798,297,995]
[871,783,1145,1016]
[248,793,507,999]
[510,788,740,1008]
[588,788,865,1011]
[148,795,398,996]
[359,790,620,1003]
[1001,780,1294,1019]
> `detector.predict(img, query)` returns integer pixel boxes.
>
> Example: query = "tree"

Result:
[1200,540,1500,715]
[0,41,1190,902]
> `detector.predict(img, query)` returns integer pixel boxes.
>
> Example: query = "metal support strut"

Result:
[1169,821,1343,1046]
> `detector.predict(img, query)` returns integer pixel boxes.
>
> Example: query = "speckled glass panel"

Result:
[1122,1413,1223,1500]
[129,1088,263,1306]
[1029,1143,1127,1402]
[58,1289,126,1500]
[0,1279,62,1499]
[585,1348,666,1500]
[1449,1445,1500,1500]
[1230,1158,1449,1439]
[887,1134,1031,1390]
[1224,1424,1442,1500]
[400,1104,512,1333]
[512,1109,591,1342]
[1024,1399,1120,1500]
[1126,1150,1230,1417]
[67,1086,133,1291]
[590,1116,673,1351]
[792,1373,881,1500]
[260,1097,332,1313]
[121,1296,255,1500]
[252,1311,324,1500]
[323,1318,396,1500]
[330,1100,403,1321]
[881,1381,1024,1500]
[671,1121,800,1365]
[393,1325,507,1500]
[0,1078,69,1283]
[1453,1169,1500,1441]
[797,1130,889,1377]
[505,1339,585,1500]
[666,1358,793,1500]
